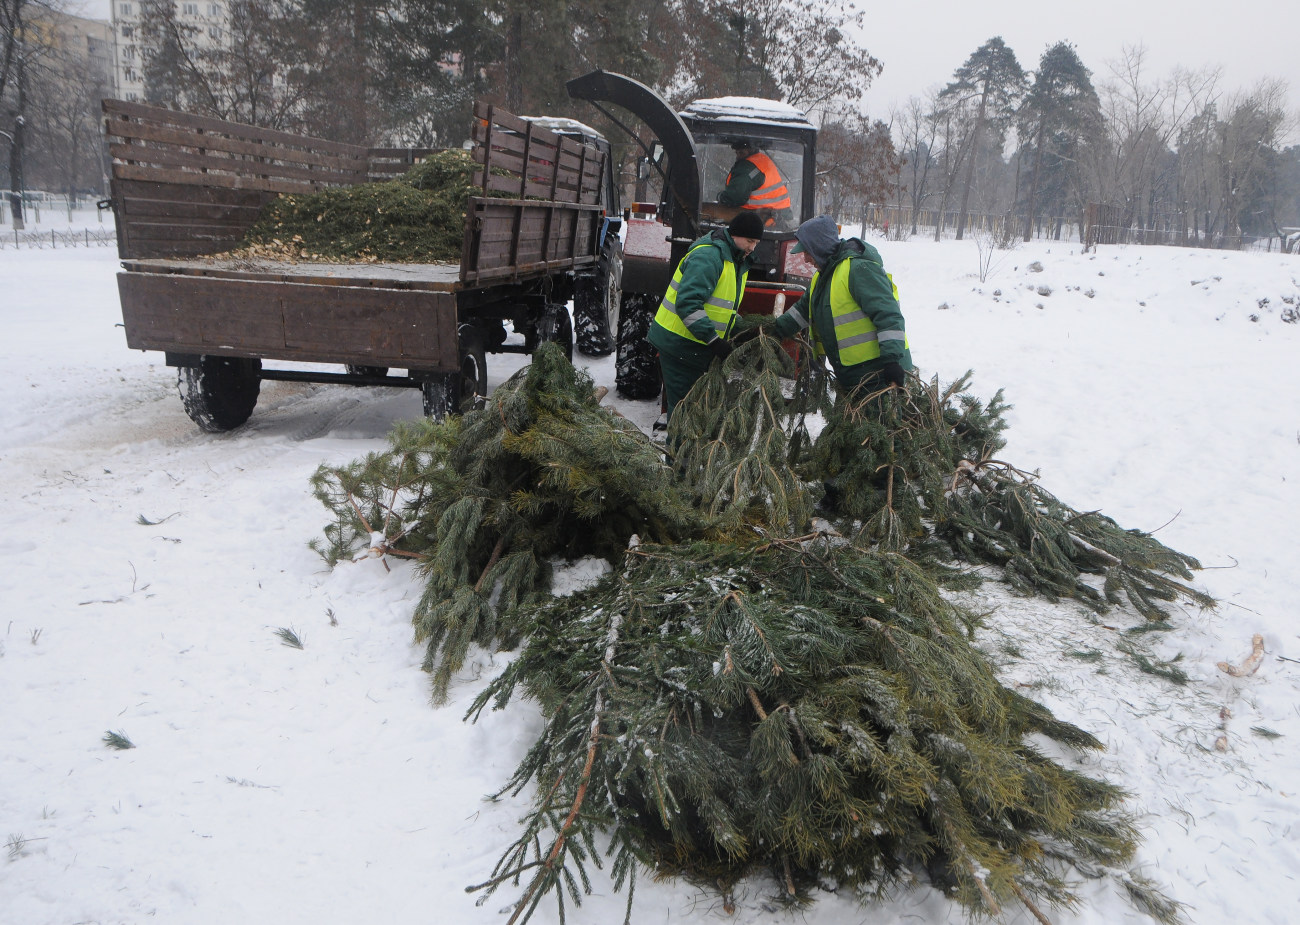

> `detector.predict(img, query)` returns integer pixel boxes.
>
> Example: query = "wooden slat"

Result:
[109,142,365,187]
[111,161,345,195]
[106,119,369,174]
[104,99,367,159]
[113,178,271,208]
[120,258,463,292]
[120,197,265,223]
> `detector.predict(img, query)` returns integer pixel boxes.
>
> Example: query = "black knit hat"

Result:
[728,210,765,241]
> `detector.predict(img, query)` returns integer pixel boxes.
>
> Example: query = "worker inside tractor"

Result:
[698,134,803,232]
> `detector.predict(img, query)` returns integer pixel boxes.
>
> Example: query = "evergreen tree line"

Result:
[888,39,1300,251]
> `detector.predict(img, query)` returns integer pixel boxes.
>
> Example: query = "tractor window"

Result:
[697,135,805,232]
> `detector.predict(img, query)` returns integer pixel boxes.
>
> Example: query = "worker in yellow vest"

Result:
[718,138,792,228]
[648,211,764,421]
[770,215,912,392]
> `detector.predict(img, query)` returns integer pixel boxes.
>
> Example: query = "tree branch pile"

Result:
[311,340,1204,922]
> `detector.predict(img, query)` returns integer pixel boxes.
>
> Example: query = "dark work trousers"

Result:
[658,346,715,422]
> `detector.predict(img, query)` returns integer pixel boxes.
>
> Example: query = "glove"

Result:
[880,361,906,388]
[707,338,733,361]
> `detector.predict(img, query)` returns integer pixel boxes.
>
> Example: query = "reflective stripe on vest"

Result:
[739,152,792,212]
[807,260,907,365]
[653,242,747,345]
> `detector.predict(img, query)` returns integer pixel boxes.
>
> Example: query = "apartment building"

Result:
[110,0,229,102]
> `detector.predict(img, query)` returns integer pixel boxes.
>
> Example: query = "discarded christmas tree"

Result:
[311,339,1203,923]
[309,345,700,701]
[468,536,1172,925]
[670,330,1213,620]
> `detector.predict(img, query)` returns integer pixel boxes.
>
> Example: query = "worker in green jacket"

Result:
[649,210,764,421]
[770,214,912,392]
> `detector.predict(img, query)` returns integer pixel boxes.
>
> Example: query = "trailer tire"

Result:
[421,328,488,421]
[536,301,574,363]
[345,365,389,378]
[574,241,621,357]
[178,356,262,432]
[614,291,661,400]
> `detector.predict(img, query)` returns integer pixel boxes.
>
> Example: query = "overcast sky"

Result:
[855,0,1297,116]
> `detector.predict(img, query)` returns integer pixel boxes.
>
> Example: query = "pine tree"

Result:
[1018,42,1103,241]
[939,37,1028,241]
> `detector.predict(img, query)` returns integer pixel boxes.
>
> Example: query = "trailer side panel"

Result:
[118,272,458,370]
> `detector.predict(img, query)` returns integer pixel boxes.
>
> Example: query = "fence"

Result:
[0,226,118,249]
[1082,203,1293,254]
[856,205,1085,244]
[1,200,118,248]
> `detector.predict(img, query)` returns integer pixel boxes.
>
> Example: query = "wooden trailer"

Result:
[103,99,611,429]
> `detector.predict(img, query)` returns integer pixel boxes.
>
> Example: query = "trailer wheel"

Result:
[345,365,389,378]
[178,356,262,432]
[614,292,661,400]
[574,241,621,357]
[421,328,488,421]
[536,301,574,363]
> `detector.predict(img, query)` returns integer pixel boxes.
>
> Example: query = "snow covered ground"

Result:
[1,236,1297,925]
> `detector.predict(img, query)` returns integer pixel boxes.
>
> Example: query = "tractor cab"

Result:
[677,96,818,285]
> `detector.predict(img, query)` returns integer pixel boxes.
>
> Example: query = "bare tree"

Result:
[1213,80,1292,240]
[668,0,881,112]
[814,105,901,225]
[892,91,942,235]
[23,19,111,199]
[138,0,313,131]
[1084,45,1218,234]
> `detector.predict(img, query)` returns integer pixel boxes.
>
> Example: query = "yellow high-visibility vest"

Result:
[653,242,748,345]
[808,260,906,364]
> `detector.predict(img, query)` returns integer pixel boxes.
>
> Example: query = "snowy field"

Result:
[1,237,1297,925]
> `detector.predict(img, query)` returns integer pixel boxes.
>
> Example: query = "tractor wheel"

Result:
[536,301,574,363]
[574,241,621,357]
[613,292,661,400]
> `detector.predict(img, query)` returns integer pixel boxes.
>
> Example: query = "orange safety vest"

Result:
[739,151,792,214]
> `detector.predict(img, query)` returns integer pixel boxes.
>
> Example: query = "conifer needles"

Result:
[311,340,1205,922]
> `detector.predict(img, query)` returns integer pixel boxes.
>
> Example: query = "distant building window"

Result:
[121,24,132,36]
[127,91,139,101]
[182,3,198,14]
[123,46,134,60]
[208,3,220,15]
[208,25,221,39]
[120,3,132,14]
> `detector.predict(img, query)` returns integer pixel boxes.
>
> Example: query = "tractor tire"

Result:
[535,301,574,363]
[574,241,621,357]
[421,328,488,421]
[178,356,262,432]
[614,291,661,400]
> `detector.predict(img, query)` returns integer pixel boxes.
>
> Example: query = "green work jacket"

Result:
[649,231,753,349]
[773,238,912,388]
